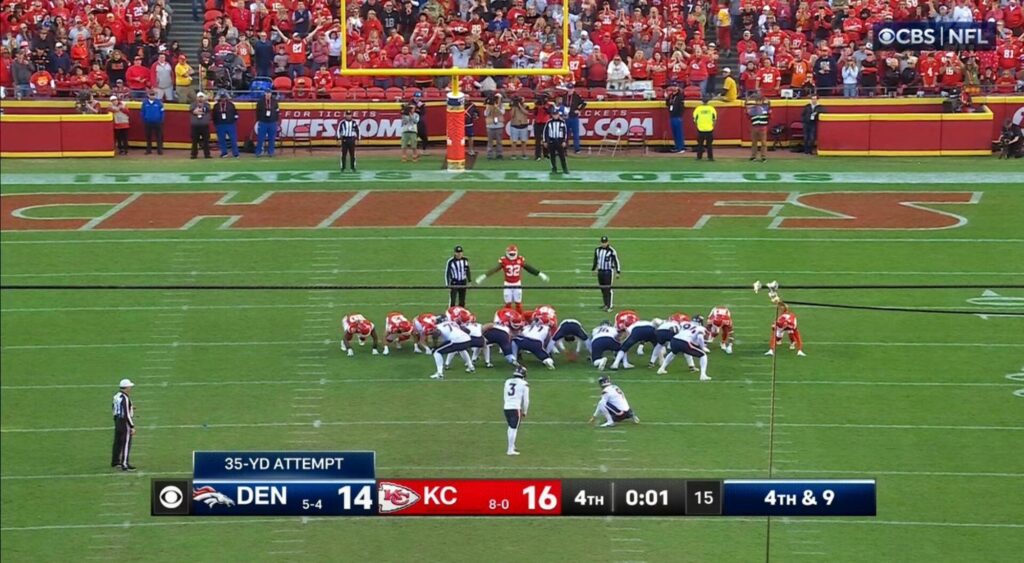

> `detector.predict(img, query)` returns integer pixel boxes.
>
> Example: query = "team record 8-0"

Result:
[150,452,876,517]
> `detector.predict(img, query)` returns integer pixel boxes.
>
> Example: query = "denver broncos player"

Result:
[589,320,622,371]
[430,317,475,380]
[611,316,659,370]
[514,313,556,369]
[707,306,734,354]
[657,316,710,380]
[766,303,805,356]
[340,313,381,356]
[474,245,550,313]
[382,311,413,355]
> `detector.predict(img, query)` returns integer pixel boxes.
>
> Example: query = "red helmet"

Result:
[670,313,691,323]
[447,306,472,324]
[357,321,373,336]
[397,320,412,334]
[505,244,519,259]
[508,315,525,330]
[468,313,477,324]
[615,310,639,331]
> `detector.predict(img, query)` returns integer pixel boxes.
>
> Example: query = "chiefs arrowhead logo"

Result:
[378,482,421,514]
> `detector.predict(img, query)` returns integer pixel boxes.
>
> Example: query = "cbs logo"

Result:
[152,479,191,516]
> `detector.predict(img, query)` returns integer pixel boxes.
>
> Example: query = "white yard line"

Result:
[416,190,465,227]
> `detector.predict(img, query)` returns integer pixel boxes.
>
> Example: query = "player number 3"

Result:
[523,485,558,511]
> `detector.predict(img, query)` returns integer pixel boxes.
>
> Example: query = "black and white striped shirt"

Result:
[338,119,359,140]
[593,246,620,273]
[112,391,134,427]
[543,120,567,142]
[445,256,471,285]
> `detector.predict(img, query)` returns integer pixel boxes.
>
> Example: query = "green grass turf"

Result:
[1,156,1022,563]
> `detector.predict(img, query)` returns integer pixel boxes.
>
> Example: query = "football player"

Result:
[340,313,380,356]
[514,315,556,369]
[657,316,711,380]
[503,366,530,455]
[611,316,659,370]
[589,320,622,371]
[547,318,588,360]
[494,305,525,327]
[707,306,734,354]
[429,317,475,379]
[446,305,472,323]
[413,312,439,353]
[650,314,688,366]
[446,313,485,368]
[588,376,639,428]
[474,245,550,313]
[766,303,805,356]
[382,311,413,355]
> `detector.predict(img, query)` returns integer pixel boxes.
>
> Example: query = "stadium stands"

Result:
[0,0,1021,102]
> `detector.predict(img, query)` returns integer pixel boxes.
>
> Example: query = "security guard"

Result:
[445,245,471,307]
[543,110,569,174]
[693,95,718,161]
[592,236,621,311]
[338,110,360,172]
[111,378,136,471]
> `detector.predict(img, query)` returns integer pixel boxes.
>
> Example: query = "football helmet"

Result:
[505,244,519,259]
[598,375,612,387]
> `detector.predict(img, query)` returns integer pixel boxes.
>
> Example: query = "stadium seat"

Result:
[272,76,293,93]
[329,87,348,101]
[624,125,648,155]
[590,87,607,100]
[574,87,589,98]
[292,123,313,154]
[598,124,625,156]
[405,87,422,98]
[334,75,354,88]
[683,85,702,99]
[346,87,366,100]
[423,87,443,100]
[365,87,385,101]
[385,87,405,101]
[789,121,805,145]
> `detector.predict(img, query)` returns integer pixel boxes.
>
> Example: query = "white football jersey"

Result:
[464,322,483,338]
[522,323,550,342]
[625,320,654,336]
[674,321,707,347]
[591,325,618,340]
[656,320,681,333]
[595,385,630,415]
[503,377,530,412]
[436,321,471,344]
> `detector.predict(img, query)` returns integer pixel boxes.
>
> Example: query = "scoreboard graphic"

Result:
[152,452,876,517]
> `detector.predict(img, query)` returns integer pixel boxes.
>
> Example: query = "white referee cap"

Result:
[119,378,135,388]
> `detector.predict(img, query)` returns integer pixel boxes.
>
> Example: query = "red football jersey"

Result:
[776,313,798,331]
[495,307,524,328]
[709,307,733,327]
[415,313,437,334]
[343,314,373,335]
[386,312,410,334]
[498,256,526,284]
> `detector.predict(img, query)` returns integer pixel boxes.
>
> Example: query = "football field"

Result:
[1,156,1022,562]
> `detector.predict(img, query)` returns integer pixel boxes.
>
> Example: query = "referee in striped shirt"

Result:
[111,378,136,471]
[593,236,620,311]
[445,245,471,307]
[543,110,569,174]
[338,111,360,172]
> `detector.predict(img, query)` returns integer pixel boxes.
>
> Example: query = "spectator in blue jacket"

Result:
[140,90,165,155]
[49,43,72,75]
[212,90,241,158]
[253,32,275,78]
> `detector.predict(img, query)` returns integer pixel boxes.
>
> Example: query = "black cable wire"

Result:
[2,284,1023,291]
[784,300,1024,316]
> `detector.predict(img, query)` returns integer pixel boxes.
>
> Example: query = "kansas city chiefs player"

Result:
[413,312,439,353]
[766,303,805,357]
[340,313,380,356]
[707,306,734,354]
[382,312,413,355]
[475,245,549,313]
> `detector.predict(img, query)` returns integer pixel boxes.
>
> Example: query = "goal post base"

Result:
[445,92,467,171]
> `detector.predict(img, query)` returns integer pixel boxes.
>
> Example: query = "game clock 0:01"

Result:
[613,479,687,516]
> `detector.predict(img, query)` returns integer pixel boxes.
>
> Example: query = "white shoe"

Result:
[656,368,668,375]
[797,350,807,357]
[764,349,774,356]
[789,343,796,350]
[599,421,615,428]
[383,346,390,356]
[725,344,733,354]
[688,365,698,372]
[444,363,451,370]
[622,363,635,369]
[700,374,711,381]
[485,363,494,368]
[359,338,365,347]
[507,450,520,456]
[413,346,422,354]
[372,348,379,355]
[340,341,347,351]
[596,358,608,371]
[465,367,476,373]
[636,345,645,355]
[429,372,444,380]
[631,415,640,424]
[346,348,354,357]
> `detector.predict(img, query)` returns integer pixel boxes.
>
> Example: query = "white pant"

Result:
[503,285,522,304]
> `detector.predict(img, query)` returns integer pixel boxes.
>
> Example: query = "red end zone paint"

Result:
[436,192,618,228]
[0,190,982,231]
[610,192,790,228]
[0,193,132,231]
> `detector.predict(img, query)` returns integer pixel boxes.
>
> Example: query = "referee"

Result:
[543,110,569,174]
[445,245,471,307]
[338,110,360,172]
[592,236,620,311]
[111,378,136,471]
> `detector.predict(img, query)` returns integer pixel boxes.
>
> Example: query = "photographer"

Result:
[533,93,553,160]
[484,93,506,160]
[465,100,480,157]
[400,103,420,162]
[509,95,531,160]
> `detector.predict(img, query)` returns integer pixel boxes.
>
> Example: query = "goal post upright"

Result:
[339,0,571,170]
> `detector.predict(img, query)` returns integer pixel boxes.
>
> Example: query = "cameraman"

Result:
[1000,118,1022,159]
[484,93,506,160]
[509,95,531,159]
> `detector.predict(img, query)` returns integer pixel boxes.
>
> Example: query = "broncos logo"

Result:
[193,486,236,508]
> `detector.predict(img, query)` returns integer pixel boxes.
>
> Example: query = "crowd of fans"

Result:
[1,0,1022,102]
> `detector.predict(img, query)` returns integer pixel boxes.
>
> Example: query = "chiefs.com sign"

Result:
[276,108,658,142]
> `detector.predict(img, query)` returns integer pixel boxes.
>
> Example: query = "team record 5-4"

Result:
[150,452,877,517]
